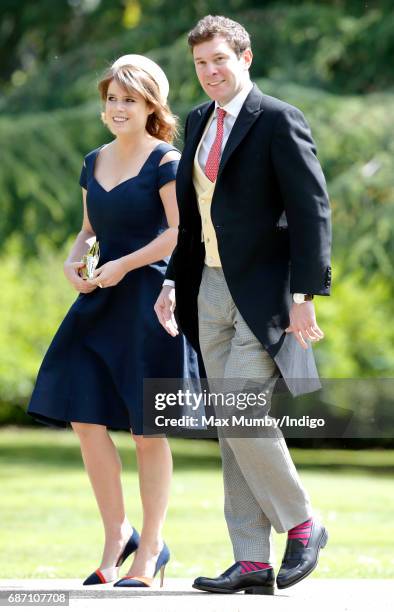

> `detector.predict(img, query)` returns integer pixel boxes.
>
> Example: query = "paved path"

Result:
[1,579,393,611]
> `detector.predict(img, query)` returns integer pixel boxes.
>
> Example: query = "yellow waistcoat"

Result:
[192,115,222,267]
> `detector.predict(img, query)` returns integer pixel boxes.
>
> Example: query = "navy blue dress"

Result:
[27,142,199,434]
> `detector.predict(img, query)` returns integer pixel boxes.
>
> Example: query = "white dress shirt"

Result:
[163,79,254,288]
[198,79,253,169]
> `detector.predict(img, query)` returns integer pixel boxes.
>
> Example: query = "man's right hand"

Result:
[154,286,179,337]
[63,261,97,294]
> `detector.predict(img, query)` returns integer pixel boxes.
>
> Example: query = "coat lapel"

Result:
[180,101,215,183]
[177,101,214,227]
[217,84,264,181]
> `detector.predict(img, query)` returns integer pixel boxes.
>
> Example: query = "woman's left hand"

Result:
[87,258,128,289]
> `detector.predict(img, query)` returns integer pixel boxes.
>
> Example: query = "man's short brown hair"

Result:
[187,15,251,57]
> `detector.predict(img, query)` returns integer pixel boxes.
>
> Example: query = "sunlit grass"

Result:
[0,427,393,579]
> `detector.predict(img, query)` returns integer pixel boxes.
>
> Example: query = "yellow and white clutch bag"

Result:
[80,241,100,280]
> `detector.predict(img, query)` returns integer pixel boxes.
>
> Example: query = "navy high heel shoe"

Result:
[113,542,170,588]
[83,528,140,585]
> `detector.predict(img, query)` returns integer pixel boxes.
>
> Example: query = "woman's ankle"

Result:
[104,520,133,543]
[137,536,163,555]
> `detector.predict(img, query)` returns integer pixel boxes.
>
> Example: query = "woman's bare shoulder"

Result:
[157,141,181,165]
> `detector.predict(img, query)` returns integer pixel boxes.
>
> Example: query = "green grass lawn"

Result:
[0,427,393,580]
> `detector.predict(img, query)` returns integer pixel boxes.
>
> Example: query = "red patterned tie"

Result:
[205,107,227,182]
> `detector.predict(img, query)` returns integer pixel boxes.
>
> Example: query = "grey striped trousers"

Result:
[197,266,312,563]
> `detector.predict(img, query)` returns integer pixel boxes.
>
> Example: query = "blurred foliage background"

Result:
[1,0,393,444]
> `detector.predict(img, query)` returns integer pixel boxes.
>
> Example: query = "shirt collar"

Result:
[215,79,253,119]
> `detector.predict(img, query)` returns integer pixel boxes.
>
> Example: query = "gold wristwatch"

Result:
[293,293,314,304]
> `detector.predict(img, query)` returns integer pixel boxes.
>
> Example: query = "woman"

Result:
[27,55,199,588]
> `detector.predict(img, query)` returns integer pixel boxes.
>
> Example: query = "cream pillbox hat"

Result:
[111,54,169,104]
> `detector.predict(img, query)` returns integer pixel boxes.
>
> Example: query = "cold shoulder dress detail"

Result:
[27,142,199,434]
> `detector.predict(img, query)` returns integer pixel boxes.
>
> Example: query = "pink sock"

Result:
[288,517,313,546]
[239,561,272,574]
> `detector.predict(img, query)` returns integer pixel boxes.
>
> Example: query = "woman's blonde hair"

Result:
[98,64,178,143]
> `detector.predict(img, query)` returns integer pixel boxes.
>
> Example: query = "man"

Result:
[155,15,331,595]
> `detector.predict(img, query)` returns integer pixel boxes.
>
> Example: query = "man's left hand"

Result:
[285,302,324,349]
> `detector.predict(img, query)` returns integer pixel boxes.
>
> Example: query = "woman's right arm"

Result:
[63,188,97,294]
